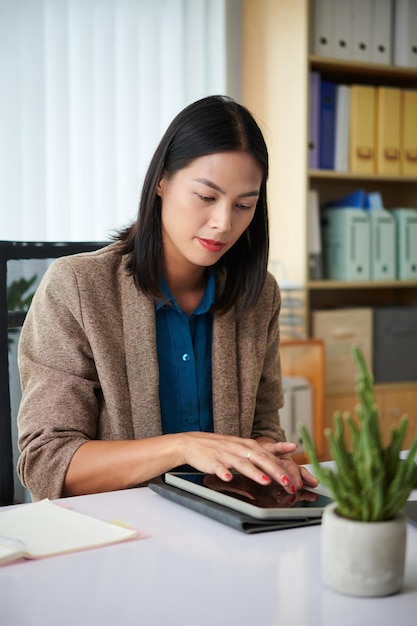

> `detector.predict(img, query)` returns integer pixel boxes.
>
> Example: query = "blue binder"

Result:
[319,81,336,169]
[309,71,321,169]
[327,188,369,209]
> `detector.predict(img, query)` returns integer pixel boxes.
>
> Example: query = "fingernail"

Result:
[224,472,232,480]
[281,475,291,485]
[290,485,296,493]
[261,474,271,483]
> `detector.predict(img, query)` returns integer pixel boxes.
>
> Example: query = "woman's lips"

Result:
[197,238,226,252]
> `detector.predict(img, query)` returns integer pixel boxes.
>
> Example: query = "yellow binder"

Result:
[376,87,401,176]
[401,90,417,177]
[350,85,376,174]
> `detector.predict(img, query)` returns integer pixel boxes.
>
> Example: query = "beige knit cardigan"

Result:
[17,244,285,500]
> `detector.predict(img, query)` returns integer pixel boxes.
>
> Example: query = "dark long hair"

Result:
[117,95,270,315]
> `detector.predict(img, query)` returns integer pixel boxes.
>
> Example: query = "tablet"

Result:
[164,472,333,520]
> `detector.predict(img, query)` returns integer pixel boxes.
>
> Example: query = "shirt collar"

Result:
[156,271,215,315]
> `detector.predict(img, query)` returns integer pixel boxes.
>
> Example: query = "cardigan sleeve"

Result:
[17,258,102,500]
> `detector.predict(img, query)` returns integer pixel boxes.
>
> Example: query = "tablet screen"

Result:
[164,472,333,520]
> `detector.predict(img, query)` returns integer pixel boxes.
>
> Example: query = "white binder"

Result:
[311,0,334,57]
[352,0,372,62]
[370,0,393,64]
[394,0,417,67]
[368,209,396,280]
[334,84,350,172]
[322,208,371,281]
[392,208,417,279]
[333,0,353,60]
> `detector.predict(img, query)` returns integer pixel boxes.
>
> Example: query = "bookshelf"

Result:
[309,55,417,86]
[242,0,417,459]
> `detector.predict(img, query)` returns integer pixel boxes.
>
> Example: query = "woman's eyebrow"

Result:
[193,178,260,197]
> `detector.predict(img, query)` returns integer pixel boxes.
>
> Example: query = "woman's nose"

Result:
[209,203,232,232]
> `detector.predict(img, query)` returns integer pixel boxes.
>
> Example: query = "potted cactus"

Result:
[300,345,417,597]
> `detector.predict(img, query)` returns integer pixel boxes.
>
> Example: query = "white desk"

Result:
[1,487,417,626]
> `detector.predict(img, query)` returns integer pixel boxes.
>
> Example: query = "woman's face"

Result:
[157,151,263,273]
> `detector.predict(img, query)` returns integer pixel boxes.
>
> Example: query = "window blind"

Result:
[0,0,241,241]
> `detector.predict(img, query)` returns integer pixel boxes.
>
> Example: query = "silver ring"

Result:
[247,450,252,461]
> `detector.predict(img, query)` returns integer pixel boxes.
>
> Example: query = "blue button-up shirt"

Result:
[155,273,215,435]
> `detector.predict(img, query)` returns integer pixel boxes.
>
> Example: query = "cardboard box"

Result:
[312,308,373,392]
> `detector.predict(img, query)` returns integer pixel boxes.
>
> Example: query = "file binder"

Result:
[307,189,323,279]
[319,81,336,170]
[401,90,417,176]
[328,188,369,209]
[394,0,417,67]
[368,209,396,280]
[368,192,384,209]
[370,0,393,64]
[312,0,393,64]
[350,85,375,174]
[392,208,417,279]
[352,0,372,62]
[334,84,350,172]
[309,72,321,169]
[311,0,334,57]
[376,87,401,176]
[321,208,371,281]
[333,0,353,60]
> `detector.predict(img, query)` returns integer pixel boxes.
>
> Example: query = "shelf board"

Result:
[307,280,417,290]
[326,381,417,395]
[309,170,417,183]
[309,55,417,86]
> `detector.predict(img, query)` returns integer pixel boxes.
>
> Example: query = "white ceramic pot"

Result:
[321,502,407,597]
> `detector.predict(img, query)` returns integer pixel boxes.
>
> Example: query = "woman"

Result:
[17,95,318,500]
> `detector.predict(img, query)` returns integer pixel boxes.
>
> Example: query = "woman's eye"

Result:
[198,194,214,202]
[236,203,253,211]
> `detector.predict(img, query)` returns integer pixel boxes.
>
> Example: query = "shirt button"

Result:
[182,353,190,361]
[186,416,196,424]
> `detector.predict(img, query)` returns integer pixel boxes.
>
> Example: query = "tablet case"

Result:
[149,482,322,534]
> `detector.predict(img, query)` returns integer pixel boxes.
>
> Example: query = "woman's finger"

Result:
[300,465,320,487]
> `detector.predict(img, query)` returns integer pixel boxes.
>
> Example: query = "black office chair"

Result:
[0,241,108,505]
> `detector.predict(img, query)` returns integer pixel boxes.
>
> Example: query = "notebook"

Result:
[0,498,140,566]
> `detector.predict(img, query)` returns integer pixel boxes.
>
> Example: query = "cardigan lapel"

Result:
[118,263,163,440]
[212,308,241,436]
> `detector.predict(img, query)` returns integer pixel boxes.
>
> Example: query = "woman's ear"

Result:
[156,177,165,198]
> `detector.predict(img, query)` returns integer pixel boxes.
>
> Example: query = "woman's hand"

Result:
[257,438,319,490]
[177,432,319,495]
